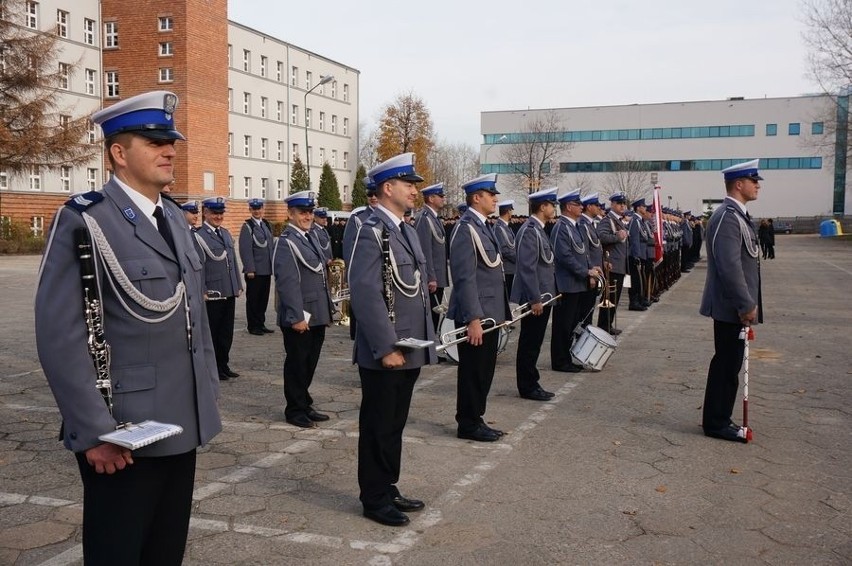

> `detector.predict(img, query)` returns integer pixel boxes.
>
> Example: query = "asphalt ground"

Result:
[0,234,849,565]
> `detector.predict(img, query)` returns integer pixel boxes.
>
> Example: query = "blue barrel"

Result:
[819,219,839,238]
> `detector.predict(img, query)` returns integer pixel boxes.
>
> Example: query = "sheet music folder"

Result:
[98,420,183,450]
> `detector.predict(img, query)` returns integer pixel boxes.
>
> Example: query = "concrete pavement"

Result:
[0,234,849,565]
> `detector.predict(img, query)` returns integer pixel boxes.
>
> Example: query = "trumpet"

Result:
[436,317,499,352]
[509,292,562,323]
[598,251,616,309]
[331,288,350,304]
[205,290,226,301]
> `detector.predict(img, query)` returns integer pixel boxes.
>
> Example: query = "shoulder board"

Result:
[363,215,381,228]
[65,191,104,212]
[245,218,254,226]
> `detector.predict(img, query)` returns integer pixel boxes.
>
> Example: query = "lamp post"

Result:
[482,134,507,173]
[304,74,334,189]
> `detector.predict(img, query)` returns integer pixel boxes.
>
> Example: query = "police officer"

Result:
[342,179,378,340]
[311,207,334,263]
[700,159,763,442]
[274,191,334,429]
[493,199,517,298]
[181,200,199,228]
[239,198,274,335]
[578,193,604,327]
[34,90,222,565]
[627,198,650,311]
[597,193,629,335]
[511,187,558,399]
[550,189,596,373]
[448,174,507,441]
[414,182,449,331]
[348,153,436,527]
[195,197,243,380]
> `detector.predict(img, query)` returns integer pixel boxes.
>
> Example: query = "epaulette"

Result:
[363,215,381,228]
[65,191,104,212]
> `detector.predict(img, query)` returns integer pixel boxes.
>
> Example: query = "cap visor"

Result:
[399,174,424,183]
[134,129,187,141]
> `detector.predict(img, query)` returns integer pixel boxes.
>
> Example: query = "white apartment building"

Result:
[482,95,849,218]
[227,22,359,205]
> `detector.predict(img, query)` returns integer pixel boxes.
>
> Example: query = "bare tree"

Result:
[563,172,597,194]
[358,121,379,170]
[430,139,479,213]
[499,110,574,194]
[801,0,852,93]
[601,156,651,205]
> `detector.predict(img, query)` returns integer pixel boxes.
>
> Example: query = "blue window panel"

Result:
[628,129,640,140]
[744,125,754,135]
[765,158,778,169]
[812,122,824,134]
[671,127,682,138]
[719,126,730,137]
[618,129,629,140]
[669,161,681,171]
[766,124,777,136]
[788,123,800,135]
[709,126,720,137]
[811,156,823,168]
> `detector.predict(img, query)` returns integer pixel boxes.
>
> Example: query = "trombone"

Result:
[598,251,616,309]
[331,288,350,304]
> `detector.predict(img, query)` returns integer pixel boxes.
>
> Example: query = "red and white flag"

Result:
[652,185,664,264]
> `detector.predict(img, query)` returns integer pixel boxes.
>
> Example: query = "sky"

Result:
[227,0,818,150]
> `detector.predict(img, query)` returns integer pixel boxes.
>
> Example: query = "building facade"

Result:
[0,0,359,236]
[482,95,848,218]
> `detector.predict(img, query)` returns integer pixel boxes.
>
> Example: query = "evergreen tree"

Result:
[351,165,368,208]
[317,163,342,209]
[290,156,309,193]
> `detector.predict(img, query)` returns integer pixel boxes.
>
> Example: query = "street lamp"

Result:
[304,74,334,189]
[482,134,508,173]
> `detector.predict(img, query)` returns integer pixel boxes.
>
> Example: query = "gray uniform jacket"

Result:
[597,211,628,274]
[551,216,591,294]
[579,215,603,269]
[493,219,517,275]
[681,218,694,248]
[511,217,556,304]
[447,210,507,325]
[195,224,242,297]
[273,225,333,328]
[414,207,449,287]
[238,218,273,276]
[348,209,437,370]
[34,180,222,456]
[628,215,649,259]
[311,223,334,263]
[700,199,762,325]
[644,219,657,260]
[342,207,374,264]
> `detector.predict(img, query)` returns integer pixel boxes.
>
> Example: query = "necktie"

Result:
[399,222,414,250]
[153,206,177,256]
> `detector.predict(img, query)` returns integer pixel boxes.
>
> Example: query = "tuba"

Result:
[327,258,349,325]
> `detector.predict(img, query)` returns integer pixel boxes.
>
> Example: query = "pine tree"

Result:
[351,165,368,208]
[290,156,309,193]
[317,162,342,209]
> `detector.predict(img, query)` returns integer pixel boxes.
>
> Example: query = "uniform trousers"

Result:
[628,257,644,305]
[245,274,271,332]
[456,330,499,433]
[206,296,236,374]
[429,287,445,332]
[551,293,581,369]
[703,320,746,430]
[282,325,326,419]
[597,271,624,332]
[358,366,420,510]
[75,449,196,566]
[503,274,515,309]
[515,305,553,395]
[579,288,598,328]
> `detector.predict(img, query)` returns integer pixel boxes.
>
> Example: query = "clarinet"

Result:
[74,228,114,415]
[381,227,395,323]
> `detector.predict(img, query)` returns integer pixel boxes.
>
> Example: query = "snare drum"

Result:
[496,327,509,356]
[438,316,460,363]
[570,325,617,371]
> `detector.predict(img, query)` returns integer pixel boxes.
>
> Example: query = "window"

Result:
[31,216,44,237]
[291,104,298,125]
[331,80,337,98]
[261,178,268,198]
[343,151,348,169]
[87,168,98,190]
[25,2,38,29]
[305,71,312,90]
[331,115,337,134]
[56,9,68,37]
[766,123,777,136]
[812,122,824,135]
[29,167,41,191]
[158,17,173,31]
[243,177,251,198]
[227,44,232,67]
[343,84,349,102]
[319,111,325,131]
[276,61,283,82]
[291,66,298,87]
[228,88,233,110]
[260,138,267,159]
[243,92,250,114]
[0,171,7,190]
[292,143,299,160]
[158,68,173,83]
[60,166,71,192]
[343,185,349,202]
[343,117,349,136]
[58,63,70,89]
[87,120,97,144]
[260,56,267,77]
[228,176,233,195]
[260,97,267,118]
[85,69,96,95]
[84,18,96,45]
[276,101,283,121]
[243,135,251,157]
[59,114,70,128]
[159,42,173,56]
[331,150,337,167]
[228,133,233,155]
[104,21,118,48]
[306,108,312,128]
[319,147,325,164]
[242,49,250,72]
[276,179,283,200]
[788,123,801,135]
[277,141,283,161]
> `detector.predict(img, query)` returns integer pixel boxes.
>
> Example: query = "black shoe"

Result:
[223,368,239,378]
[520,387,554,401]
[391,495,425,512]
[248,328,265,336]
[629,304,647,311]
[641,299,652,307]
[218,372,230,381]
[704,423,748,443]
[610,328,623,336]
[261,327,275,334]
[363,505,409,526]
[457,424,499,442]
[483,424,505,437]
[552,364,582,373]
[286,414,315,428]
[307,409,330,422]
